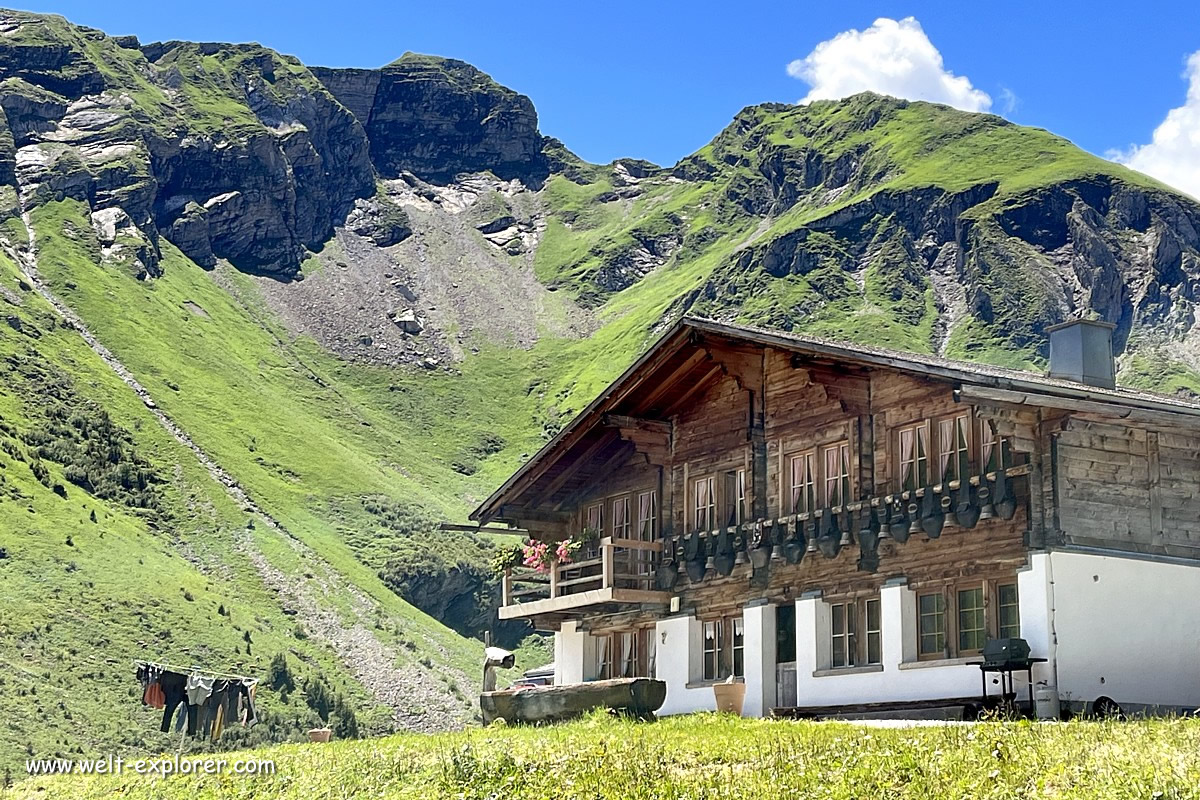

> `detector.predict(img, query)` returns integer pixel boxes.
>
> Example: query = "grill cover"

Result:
[982,637,1031,667]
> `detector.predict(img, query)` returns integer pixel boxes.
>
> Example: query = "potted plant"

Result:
[489,543,524,577]
[520,537,580,573]
[712,676,746,715]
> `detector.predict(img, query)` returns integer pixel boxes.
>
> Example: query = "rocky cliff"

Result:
[313,54,548,184]
[0,13,548,279]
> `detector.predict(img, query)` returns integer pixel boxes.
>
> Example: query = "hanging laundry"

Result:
[134,661,258,741]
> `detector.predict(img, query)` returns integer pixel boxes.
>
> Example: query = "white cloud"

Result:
[998,88,1019,116]
[787,17,991,112]
[1112,52,1200,200]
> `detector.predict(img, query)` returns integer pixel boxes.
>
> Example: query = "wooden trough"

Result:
[480,678,666,725]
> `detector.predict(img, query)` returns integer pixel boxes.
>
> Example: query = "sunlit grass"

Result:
[14,712,1200,799]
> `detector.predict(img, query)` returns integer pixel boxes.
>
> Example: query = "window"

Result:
[724,469,747,526]
[644,627,657,677]
[731,618,745,678]
[957,587,986,653]
[918,592,946,657]
[694,476,716,530]
[916,580,1021,659]
[830,602,857,668]
[937,414,971,484]
[585,502,603,536]
[865,598,882,666]
[998,583,1020,639]
[702,619,723,681]
[701,617,744,682]
[616,630,639,678]
[596,633,615,679]
[828,597,882,669]
[980,418,1006,474]
[612,496,631,540]
[823,441,851,507]
[635,491,657,540]
[597,629,655,680]
[898,421,930,491]
[790,452,816,514]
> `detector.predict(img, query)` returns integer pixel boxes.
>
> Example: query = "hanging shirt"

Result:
[185,673,215,706]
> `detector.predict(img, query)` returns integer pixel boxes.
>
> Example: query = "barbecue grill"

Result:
[971,638,1046,716]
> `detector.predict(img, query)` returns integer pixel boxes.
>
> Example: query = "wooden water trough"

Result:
[480,678,666,725]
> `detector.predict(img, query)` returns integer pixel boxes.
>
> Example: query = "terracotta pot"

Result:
[308,727,332,743]
[712,680,746,716]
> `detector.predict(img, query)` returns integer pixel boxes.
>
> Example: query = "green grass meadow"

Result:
[9,713,1200,799]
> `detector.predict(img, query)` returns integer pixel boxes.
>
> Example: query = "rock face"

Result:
[313,54,548,185]
[0,13,545,278]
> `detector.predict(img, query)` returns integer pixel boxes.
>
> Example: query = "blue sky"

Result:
[15,1,1200,192]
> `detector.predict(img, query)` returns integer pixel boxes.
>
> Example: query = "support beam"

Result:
[527,431,619,508]
[662,364,725,416]
[602,414,672,435]
[634,349,714,414]
[553,441,637,511]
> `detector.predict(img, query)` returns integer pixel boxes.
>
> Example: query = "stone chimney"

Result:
[1046,319,1116,389]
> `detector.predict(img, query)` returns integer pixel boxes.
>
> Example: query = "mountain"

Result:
[3,7,1200,771]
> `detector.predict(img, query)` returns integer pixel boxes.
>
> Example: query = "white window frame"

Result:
[897,420,931,491]
[936,413,971,484]
[822,441,851,508]
[611,495,631,540]
[789,450,816,514]
[702,619,722,681]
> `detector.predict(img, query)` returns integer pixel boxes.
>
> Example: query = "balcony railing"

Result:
[499,537,672,620]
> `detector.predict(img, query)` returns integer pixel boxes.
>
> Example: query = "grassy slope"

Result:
[11,714,1200,799]
[27,197,499,652]
[0,245,393,769]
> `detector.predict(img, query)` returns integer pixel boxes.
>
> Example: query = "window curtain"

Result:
[619,632,634,678]
[938,419,954,481]
[645,629,657,677]
[900,428,915,488]
[637,492,654,540]
[587,504,602,534]
[791,457,804,513]
[595,635,609,680]
[916,425,929,481]
[981,419,1000,473]
[696,479,711,529]
[840,445,851,503]
[737,470,747,522]
[613,497,628,537]
[825,446,840,506]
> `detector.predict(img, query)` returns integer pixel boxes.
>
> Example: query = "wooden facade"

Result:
[474,318,1200,701]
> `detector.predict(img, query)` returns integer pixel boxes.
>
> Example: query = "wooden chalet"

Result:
[472,317,1200,717]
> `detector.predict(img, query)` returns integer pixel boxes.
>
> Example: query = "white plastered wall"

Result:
[1045,550,1200,710]
[654,615,715,715]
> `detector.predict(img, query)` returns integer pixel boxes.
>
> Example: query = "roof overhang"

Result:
[471,316,1200,523]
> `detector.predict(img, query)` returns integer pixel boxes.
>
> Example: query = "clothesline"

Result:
[134,659,257,683]
[137,659,259,742]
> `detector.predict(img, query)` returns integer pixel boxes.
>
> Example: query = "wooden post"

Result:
[601,538,614,589]
[502,569,513,606]
[550,559,559,599]
[1148,431,1162,538]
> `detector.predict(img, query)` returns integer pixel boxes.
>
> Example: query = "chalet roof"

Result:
[470,316,1200,523]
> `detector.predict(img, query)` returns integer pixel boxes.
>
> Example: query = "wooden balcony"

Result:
[499,537,672,620]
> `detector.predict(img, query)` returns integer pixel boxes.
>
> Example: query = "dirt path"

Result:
[5,201,471,733]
